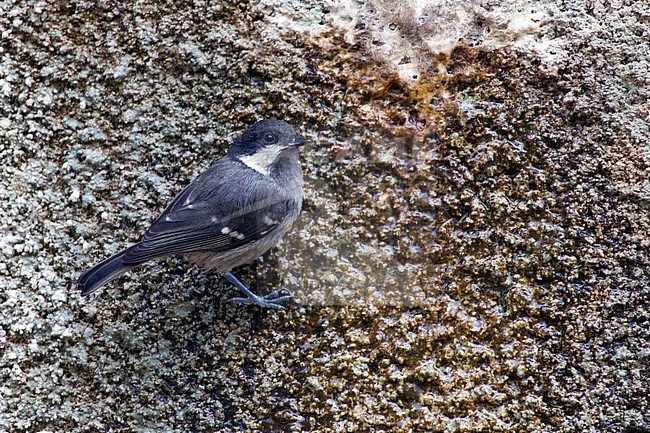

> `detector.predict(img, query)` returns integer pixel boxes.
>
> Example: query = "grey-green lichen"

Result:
[0,0,648,432]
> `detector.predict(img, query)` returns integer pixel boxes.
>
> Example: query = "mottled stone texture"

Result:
[0,1,648,432]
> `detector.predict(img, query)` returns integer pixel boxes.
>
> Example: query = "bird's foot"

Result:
[228,288,293,310]
[223,272,292,310]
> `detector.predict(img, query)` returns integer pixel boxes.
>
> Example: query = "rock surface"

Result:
[0,1,648,432]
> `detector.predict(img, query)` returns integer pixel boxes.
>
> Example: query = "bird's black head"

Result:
[228,119,305,158]
[227,119,306,177]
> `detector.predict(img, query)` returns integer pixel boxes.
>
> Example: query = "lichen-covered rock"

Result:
[0,1,647,432]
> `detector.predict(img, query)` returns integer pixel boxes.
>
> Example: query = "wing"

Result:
[122,159,297,265]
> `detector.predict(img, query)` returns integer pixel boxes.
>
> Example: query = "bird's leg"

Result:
[223,272,292,310]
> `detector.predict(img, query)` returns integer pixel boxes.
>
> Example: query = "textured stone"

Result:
[0,0,648,432]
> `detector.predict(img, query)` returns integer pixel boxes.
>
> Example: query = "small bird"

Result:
[78,119,305,309]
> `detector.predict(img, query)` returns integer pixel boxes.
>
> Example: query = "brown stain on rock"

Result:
[265,32,647,431]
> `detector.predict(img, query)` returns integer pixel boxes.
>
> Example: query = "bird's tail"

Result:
[78,248,135,296]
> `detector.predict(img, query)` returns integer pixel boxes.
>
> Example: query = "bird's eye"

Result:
[263,133,277,144]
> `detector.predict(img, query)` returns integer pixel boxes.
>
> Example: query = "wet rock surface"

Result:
[1,1,648,432]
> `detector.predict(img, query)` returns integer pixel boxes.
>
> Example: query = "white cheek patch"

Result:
[238,145,284,176]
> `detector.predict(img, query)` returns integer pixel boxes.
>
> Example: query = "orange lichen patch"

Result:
[305,38,538,145]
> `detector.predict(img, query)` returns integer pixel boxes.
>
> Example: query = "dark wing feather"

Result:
[122,159,294,265]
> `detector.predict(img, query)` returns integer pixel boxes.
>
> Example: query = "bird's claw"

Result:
[228,289,293,310]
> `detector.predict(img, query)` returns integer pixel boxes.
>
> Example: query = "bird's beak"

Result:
[290,137,307,147]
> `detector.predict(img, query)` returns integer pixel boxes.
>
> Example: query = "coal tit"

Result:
[78,119,306,309]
